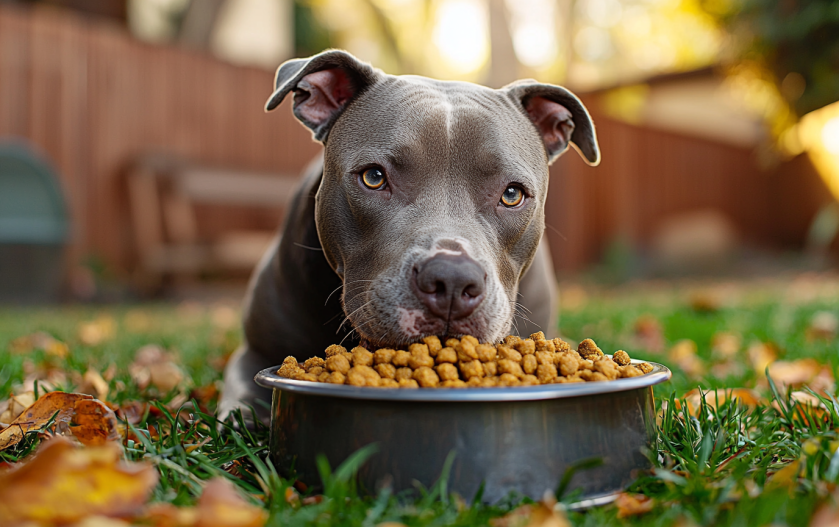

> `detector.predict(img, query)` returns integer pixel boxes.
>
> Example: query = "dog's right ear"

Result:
[265,50,379,142]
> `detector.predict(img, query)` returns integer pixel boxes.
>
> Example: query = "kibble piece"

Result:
[445,338,461,348]
[326,371,346,384]
[467,376,484,387]
[308,366,324,377]
[521,374,539,386]
[612,350,631,366]
[326,354,351,375]
[459,360,485,379]
[530,331,546,341]
[379,378,399,388]
[375,363,397,379]
[535,339,556,352]
[413,367,440,387]
[555,375,584,384]
[395,367,413,381]
[352,347,374,367]
[553,338,572,353]
[536,363,558,383]
[580,359,595,371]
[441,379,467,388]
[293,371,318,382]
[398,378,419,388]
[436,347,458,364]
[514,339,536,355]
[535,351,554,366]
[483,361,498,377]
[480,376,499,387]
[638,362,654,374]
[557,353,580,377]
[522,354,538,374]
[456,341,478,361]
[409,343,430,356]
[504,335,522,346]
[497,345,522,362]
[619,365,644,378]
[436,363,460,381]
[303,357,325,371]
[579,370,608,382]
[577,339,604,360]
[392,350,411,367]
[278,356,302,378]
[475,344,497,362]
[461,335,480,347]
[325,344,347,358]
[498,373,521,386]
[374,348,396,364]
[594,357,620,380]
[408,349,435,369]
[347,365,381,386]
[423,336,443,356]
[497,359,525,378]
[317,371,331,382]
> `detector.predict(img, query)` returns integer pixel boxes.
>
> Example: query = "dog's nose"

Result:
[412,254,486,320]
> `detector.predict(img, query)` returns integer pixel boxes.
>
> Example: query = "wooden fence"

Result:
[0,5,832,278]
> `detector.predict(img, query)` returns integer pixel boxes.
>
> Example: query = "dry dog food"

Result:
[276,333,654,388]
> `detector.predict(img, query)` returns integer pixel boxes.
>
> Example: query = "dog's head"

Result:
[266,50,599,346]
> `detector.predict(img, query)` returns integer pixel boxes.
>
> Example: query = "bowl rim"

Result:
[254,358,672,402]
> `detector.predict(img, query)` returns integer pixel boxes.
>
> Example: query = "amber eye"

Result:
[361,168,386,190]
[500,185,524,207]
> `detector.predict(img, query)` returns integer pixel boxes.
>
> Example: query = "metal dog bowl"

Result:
[255,360,671,505]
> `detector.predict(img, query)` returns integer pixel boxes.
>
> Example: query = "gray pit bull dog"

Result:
[219,50,600,423]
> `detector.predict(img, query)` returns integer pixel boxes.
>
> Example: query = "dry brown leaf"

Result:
[70,399,122,446]
[0,436,157,525]
[747,342,778,374]
[129,345,185,392]
[0,392,93,451]
[78,316,117,346]
[195,477,268,527]
[766,460,801,492]
[9,331,70,358]
[490,496,570,527]
[78,369,110,401]
[0,391,35,425]
[773,391,830,423]
[633,314,665,353]
[679,388,763,415]
[711,332,741,359]
[689,290,723,312]
[615,492,655,518]
[668,340,704,378]
[807,311,838,342]
[766,359,835,395]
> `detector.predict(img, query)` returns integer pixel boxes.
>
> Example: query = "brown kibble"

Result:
[475,344,497,362]
[343,351,354,363]
[612,350,631,366]
[536,363,558,383]
[555,375,584,383]
[456,341,478,361]
[436,347,458,364]
[293,371,318,382]
[423,336,443,356]
[398,378,419,388]
[594,357,620,380]
[352,347,374,367]
[374,348,396,364]
[577,338,604,360]
[413,367,440,387]
[467,376,484,387]
[409,343,430,356]
[303,357,325,371]
[580,359,595,371]
[497,359,524,378]
[497,345,522,362]
[535,351,554,366]
[580,370,608,382]
[459,360,485,379]
[638,362,654,374]
[498,373,520,386]
[620,365,644,378]
[375,363,397,379]
[514,339,536,355]
[553,338,572,353]
[436,363,460,381]
[557,353,580,377]
[325,345,346,358]
[379,378,400,388]
[445,338,461,348]
[461,335,480,347]
[535,339,556,352]
[308,366,324,377]
[522,354,538,374]
[277,363,302,379]
[504,335,522,346]
[521,374,539,385]
[408,349,435,369]
[441,379,467,388]
[395,367,413,381]
[326,371,346,384]
[483,361,498,376]
[318,371,331,382]
[347,365,381,387]
[392,350,411,367]
[530,331,546,341]
[326,354,351,375]
[480,376,499,387]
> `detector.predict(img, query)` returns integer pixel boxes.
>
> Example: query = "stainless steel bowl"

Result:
[255,360,671,504]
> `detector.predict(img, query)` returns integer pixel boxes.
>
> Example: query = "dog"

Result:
[219,50,599,423]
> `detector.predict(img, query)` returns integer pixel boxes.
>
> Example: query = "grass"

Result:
[2,279,839,525]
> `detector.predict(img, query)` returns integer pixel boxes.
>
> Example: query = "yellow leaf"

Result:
[668,340,704,378]
[78,316,116,346]
[766,460,801,491]
[615,492,654,519]
[680,388,763,415]
[0,392,92,451]
[490,497,570,527]
[0,437,157,525]
[195,478,267,527]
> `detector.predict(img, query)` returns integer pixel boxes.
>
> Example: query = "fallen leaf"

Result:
[195,477,268,527]
[0,391,35,425]
[633,315,665,353]
[615,492,654,518]
[668,340,704,378]
[773,391,830,423]
[807,311,838,341]
[129,345,185,392]
[9,331,69,358]
[0,437,157,525]
[766,460,801,492]
[490,496,570,527]
[0,392,92,451]
[748,341,778,374]
[680,388,763,415]
[124,309,153,333]
[79,316,117,346]
[711,332,740,359]
[78,369,110,401]
[211,304,239,330]
[766,359,835,395]
[689,290,723,312]
[70,399,122,446]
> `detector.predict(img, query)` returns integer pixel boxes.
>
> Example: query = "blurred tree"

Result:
[293,0,333,58]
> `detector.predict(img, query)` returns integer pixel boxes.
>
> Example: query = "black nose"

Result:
[412,254,486,320]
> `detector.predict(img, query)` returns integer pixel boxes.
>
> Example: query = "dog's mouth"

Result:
[350,307,491,350]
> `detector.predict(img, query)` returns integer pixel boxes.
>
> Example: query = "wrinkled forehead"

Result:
[329,76,547,178]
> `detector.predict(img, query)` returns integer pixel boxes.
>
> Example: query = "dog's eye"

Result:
[500,185,524,207]
[361,168,386,190]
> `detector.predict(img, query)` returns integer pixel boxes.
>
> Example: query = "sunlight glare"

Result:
[506,0,557,68]
[823,117,839,155]
[432,0,489,74]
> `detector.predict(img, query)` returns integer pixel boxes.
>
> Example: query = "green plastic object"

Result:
[0,141,69,302]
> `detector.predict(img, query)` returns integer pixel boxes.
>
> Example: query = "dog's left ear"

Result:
[506,81,600,166]
[265,50,380,142]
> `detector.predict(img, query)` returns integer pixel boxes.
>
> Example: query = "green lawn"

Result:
[2,278,839,526]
